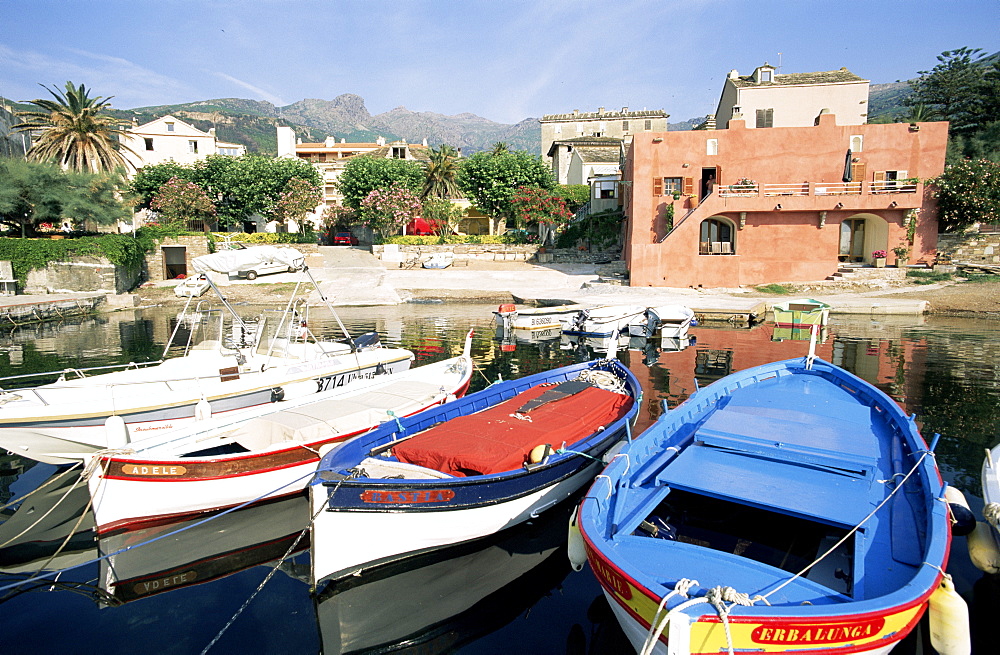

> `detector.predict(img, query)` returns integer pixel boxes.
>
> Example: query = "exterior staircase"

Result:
[826,264,907,282]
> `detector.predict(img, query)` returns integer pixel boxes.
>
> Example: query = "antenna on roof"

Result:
[778,52,783,72]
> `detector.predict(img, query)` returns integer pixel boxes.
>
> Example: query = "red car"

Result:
[333,232,359,246]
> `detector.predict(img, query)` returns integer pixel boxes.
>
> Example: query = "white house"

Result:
[120,115,246,172]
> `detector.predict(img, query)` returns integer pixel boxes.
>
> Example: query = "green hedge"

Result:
[0,234,152,289]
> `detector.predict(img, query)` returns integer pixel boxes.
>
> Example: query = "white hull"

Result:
[87,352,472,534]
[310,462,598,584]
[564,305,647,337]
[494,304,586,331]
[0,348,413,465]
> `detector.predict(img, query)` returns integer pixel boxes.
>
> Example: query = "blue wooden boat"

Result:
[309,357,640,586]
[576,354,960,655]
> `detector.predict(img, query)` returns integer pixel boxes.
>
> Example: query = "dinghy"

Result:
[87,333,474,535]
[0,246,413,465]
[577,347,958,655]
[309,355,640,586]
[771,298,831,329]
[493,303,587,332]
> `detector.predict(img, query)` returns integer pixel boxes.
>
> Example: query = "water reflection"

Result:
[0,305,998,653]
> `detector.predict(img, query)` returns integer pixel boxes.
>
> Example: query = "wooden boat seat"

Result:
[661,444,875,528]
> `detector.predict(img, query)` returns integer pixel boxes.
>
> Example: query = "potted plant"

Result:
[892,245,909,267]
[872,249,887,268]
[728,177,757,196]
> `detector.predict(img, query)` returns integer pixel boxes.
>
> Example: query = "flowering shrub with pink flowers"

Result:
[872,250,887,259]
[360,183,422,240]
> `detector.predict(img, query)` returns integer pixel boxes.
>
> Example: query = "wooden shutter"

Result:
[683,178,694,195]
[653,178,663,196]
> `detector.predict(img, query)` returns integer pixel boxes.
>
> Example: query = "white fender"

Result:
[928,574,971,655]
[194,398,212,421]
[567,506,587,572]
[966,521,1000,575]
[104,414,129,448]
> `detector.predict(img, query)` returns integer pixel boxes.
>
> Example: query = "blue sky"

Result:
[2,0,998,127]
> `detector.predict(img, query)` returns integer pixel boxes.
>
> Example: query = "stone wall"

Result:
[937,231,1000,265]
[371,243,620,265]
[144,235,213,282]
[24,256,141,295]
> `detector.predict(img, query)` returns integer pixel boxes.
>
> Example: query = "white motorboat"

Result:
[492,303,587,332]
[422,252,454,269]
[562,305,648,338]
[86,334,474,535]
[627,304,696,338]
[0,246,414,465]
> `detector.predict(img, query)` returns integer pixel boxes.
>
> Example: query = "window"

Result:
[660,177,682,196]
[644,119,652,131]
[756,108,774,128]
[699,218,735,255]
[622,120,629,131]
[706,139,719,156]
[594,180,617,199]
[188,140,198,154]
[391,146,406,159]
[760,70,772,82]
[144,138,154,151]
[166,122,175,132]
[850,135,863,152]
[576,122,584,134]
[554,124,562,134]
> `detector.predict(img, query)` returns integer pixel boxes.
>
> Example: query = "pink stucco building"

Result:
[622,112,949,288]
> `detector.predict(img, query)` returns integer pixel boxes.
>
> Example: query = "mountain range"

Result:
[10,62,970,158]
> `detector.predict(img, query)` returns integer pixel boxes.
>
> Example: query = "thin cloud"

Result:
[212,72,287,106]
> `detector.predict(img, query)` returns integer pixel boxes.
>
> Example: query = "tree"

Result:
[456,149,555,233]
[0,158,131,235]
[907,48,989,135]
[421,144,461,200]
[557,184,591,213]
[359,183,422,240]
[14,81,137,173]
[273,177,322,227]
[149,177,216,228]
[491,142,509,155]
[129,155,322,229]
[931,158,1000,231]
[337,156,425,210]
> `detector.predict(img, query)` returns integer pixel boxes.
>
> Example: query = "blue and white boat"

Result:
[576,351,962,655]
[309,357,640,586]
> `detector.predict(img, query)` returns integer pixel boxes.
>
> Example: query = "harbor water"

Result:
[0,302,998,654]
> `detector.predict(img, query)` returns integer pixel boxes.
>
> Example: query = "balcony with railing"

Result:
[714,180,922,210]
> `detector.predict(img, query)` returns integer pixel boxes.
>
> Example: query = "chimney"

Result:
[573,109,579,116]
[621,107,628,113]
[598,107,605,115]
[728,69,740,79]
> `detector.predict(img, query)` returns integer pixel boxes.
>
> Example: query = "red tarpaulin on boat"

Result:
[393,383,633,476]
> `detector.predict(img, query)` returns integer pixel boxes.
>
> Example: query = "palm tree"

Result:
[491,142,509,156]
[14,81,136,173]
[422,144,460,199]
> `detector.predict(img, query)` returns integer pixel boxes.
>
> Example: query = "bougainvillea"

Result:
[149,177,216,226]
[509,186,574,227]
[359,183,422,240]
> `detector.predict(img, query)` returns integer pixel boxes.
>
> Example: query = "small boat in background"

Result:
[422,252,454,269]
[493,303,586,332]
[563,305,647,338]
[771,298,831,329]
[627,304,696,339]
[309,356,640,586]
[577,352,958,655]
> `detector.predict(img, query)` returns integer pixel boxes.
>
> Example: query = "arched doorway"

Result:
[699,216,736,255]
[838,214,888,264]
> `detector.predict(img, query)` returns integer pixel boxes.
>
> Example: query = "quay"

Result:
[0,247,931,324]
